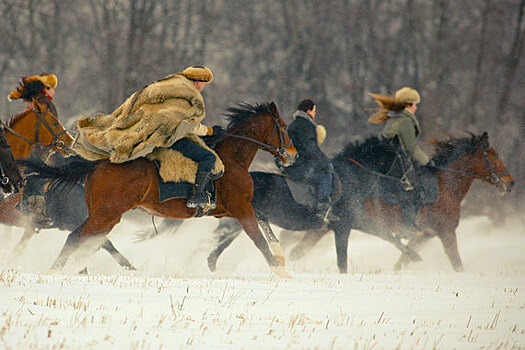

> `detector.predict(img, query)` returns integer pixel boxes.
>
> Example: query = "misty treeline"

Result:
[0,0,523,218]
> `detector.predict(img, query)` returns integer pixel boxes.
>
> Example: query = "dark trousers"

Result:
[169,137,216,175]
[316,172,333,203]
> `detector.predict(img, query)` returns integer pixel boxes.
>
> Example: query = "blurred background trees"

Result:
[0,0,523,219]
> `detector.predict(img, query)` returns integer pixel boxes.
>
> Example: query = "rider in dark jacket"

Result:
[284,99,338,221]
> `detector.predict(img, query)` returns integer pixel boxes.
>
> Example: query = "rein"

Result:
[344,141,507,186]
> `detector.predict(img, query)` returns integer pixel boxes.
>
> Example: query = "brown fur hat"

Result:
[181,66,213,82]
[8,73,58,101]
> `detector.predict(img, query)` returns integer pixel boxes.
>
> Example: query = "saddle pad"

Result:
[157,170,217,203]
[285,177,317,208]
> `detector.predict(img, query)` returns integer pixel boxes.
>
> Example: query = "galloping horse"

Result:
[28,102,295,277]
[299,132,513,272]
[205,132,514,273]
[0,99,75,251]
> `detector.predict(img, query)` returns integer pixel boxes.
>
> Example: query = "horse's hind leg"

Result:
[289,228,330,261]
[10,225,37,257]
[394,231,433,270]
[100,239,136,270]
[207,218,243,271]
[49,214,123,273]
[256,217,285,266]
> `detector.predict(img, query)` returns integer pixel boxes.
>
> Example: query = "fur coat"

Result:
[72,73,209,163]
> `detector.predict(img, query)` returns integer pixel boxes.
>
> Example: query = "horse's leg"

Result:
[207,222,243,272]
[10,225,37,257]
[50,211,125,272]
[394,231,434,270]
[289,228,330,260]
[364,226,423,264]
[233,210,291,278]
[437,229,464,272]
[256,217,285,266]
[331,220,352,273]
[100,239,136,270]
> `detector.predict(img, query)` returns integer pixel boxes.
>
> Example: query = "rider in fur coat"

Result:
[73,66,224,209]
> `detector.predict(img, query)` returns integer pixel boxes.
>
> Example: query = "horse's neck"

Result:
[4,114,36,158]
[216,138,260,170]
[438,154,477,201]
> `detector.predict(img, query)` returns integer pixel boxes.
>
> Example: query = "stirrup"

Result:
[401,175,414,191]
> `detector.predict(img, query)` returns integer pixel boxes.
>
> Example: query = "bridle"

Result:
[431,141,509,186]
[2,107,72,154]
[224,107,292,158]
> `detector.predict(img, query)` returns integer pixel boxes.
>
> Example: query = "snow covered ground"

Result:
[1,213,524,349]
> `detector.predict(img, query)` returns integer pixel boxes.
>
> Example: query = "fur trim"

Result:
[316,125,326,145]
[73,74,206,163]
[181,66,213,82]
[147,135,224,183]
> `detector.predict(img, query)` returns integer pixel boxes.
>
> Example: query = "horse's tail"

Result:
[18,155,99,186]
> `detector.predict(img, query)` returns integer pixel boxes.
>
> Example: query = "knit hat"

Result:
[181,66,213,83]
[8,73,58,101]
[394,87,420,105]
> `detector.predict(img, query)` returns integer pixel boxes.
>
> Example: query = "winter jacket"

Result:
[284,110,331,180]
[382,109,429,166]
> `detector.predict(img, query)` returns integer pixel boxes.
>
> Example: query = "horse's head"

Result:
[474,132,515,194]
[265,102,296,165]
[4,99,74,158]
[222,101,296,164]
[432,132,515,195]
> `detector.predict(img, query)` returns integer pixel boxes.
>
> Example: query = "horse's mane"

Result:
[430,133,481,167]
[7,110,33,128]
[336,136,397,173]
[224,102,272,130]
[336,133,483,170]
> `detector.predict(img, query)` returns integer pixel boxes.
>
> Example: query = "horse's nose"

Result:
[507,180,515,193]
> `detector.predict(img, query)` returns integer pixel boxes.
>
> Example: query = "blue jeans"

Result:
[317,172,333,202]
[169,137,216,175]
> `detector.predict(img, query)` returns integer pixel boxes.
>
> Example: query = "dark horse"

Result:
[26,102,295,277]
[206,132,514,273]
[0,129,24,198]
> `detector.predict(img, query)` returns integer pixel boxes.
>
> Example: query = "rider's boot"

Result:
[187,169,215,209]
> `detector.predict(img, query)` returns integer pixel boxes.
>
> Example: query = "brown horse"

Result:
[31,102,295,277]
[0,99,74,253]
[287,132,514,272]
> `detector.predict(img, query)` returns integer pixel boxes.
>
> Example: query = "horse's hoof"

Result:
[270,265,292,279]
[270,242,286,267]
[207,254,217,272]
[78,268,88,275]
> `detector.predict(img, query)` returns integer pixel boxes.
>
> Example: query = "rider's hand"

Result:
[212,125,226,138]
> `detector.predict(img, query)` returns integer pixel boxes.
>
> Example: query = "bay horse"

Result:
[0,99,76,253]
[205,132,514,273]
[28,102,295,277]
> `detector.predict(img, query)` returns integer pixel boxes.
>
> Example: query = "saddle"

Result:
[156,135,223,207]
[284,172,341,209]
[373,157,438,208]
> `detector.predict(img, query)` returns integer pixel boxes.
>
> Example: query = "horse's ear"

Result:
[269,101,279,116]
